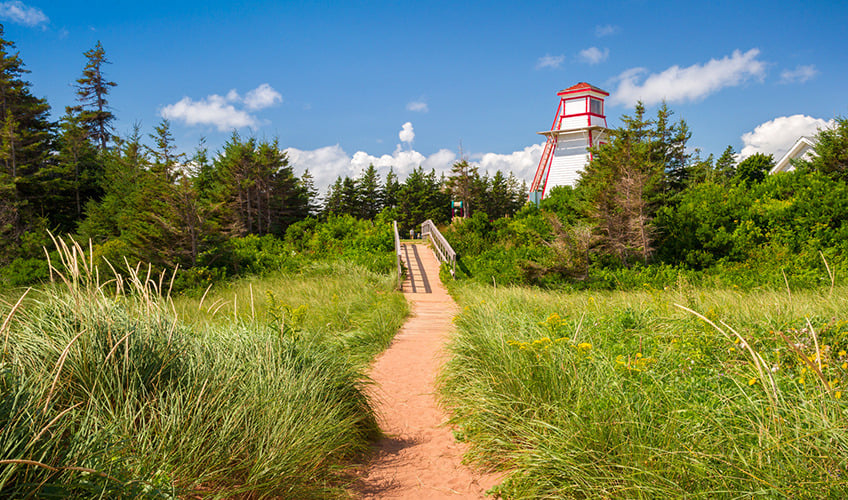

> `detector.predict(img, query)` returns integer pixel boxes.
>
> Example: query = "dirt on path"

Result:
[352,243,500,499]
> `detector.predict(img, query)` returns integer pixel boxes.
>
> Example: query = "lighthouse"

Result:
[529,83,609,202]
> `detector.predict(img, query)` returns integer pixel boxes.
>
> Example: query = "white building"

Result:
[769,136,817,174]
[529,82,608,202]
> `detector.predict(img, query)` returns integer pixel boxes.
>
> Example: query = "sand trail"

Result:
[353,243,499,499]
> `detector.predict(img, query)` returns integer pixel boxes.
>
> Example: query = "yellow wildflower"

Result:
[837,391,843,400]
[577,342,592,350]
[749,378,757,386]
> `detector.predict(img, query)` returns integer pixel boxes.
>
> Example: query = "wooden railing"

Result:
[393,221,403,289]
[421,220,456,278]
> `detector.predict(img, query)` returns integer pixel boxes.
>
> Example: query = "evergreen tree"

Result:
[653,103,691,194]
[383,167,400,209]
[734,153,774,185]
[323,176,344,215]
[149,119,183,181]
[485,170,512,219]
[580,103,664,266]
[803,117,848,180]
[44,108,101,230]
[73,41,117,151]
[207,134,305,237]
[396,167,449,233]
[445,159,483,217]
[0,26,54,264]
[298,168,321,216]
[715,145,737,182]
[338,176,359,216]
[356,164,382,219]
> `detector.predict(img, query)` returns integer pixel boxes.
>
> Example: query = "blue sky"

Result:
[3,0,847,191]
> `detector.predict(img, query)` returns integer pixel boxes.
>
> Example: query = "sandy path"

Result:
[353,243,499,499]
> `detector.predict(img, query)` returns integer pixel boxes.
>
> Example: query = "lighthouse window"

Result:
[590,98,602,115]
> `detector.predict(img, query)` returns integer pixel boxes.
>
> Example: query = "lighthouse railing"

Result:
[421,220,456,278]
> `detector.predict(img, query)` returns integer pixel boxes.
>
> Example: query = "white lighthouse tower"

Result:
[529,82,609,202]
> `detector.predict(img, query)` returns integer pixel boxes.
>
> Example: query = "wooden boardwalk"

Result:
[354,242,498,499]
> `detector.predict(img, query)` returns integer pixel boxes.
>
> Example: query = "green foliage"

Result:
[802,116,848,180]
[265,289,308,340]
[735,152,774,185]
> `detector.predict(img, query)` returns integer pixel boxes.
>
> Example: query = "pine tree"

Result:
[804,117,848,180]
[149,119,183,181]
[356,164,382,219]
[44,108,101,230]
[580,103,662,266]
[323,176,344,215]
[445,159,482,217]
[339,176,359,216]
[383,168,400,209]
[297,169,320,217]
[715,145,737,182]
[74,41,117,151]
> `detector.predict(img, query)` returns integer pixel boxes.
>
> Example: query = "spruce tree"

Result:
[74,41,117,151]
[356,164,382,219]
[298,169,321,217]
[383,168,400,209]
[715,145,737,182]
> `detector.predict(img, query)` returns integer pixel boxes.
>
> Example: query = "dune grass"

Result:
[1,239,407,498]
[440,281,848,498]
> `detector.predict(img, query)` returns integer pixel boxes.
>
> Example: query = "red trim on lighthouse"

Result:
[557,82,610,96]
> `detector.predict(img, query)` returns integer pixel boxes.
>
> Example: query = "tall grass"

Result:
[440,282,848,498]
[1,238,407,498]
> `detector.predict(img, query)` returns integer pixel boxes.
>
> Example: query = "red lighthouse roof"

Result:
[557,82,609,97]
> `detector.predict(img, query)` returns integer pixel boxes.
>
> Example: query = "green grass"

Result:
[1,239,408,498]
[440,281,848,498]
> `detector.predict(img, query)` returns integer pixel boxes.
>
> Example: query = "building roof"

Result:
[557,82,609,97]
[770,136,817,174]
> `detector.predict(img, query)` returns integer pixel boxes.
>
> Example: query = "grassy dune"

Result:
[440,282,848,498]
[1,241,407,498]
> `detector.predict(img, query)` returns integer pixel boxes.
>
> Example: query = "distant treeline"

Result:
[0,27,525,286]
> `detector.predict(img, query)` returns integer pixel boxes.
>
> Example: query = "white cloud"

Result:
[161,94,257,131]
[284,144,355,192]
[284,143,454,194]
[399,122,415,143]
[473,143,544,182]
[536,54,565,70]
[161,84,282,131]
[780,65,818,84]
[406,100,429,112]
[609,49,766,107]
[0,1,48,27]
[579,47,609,65]
[740,114,834,160]
[595,24,619,37]
[285,141,543,196]
[244,83,283,110]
